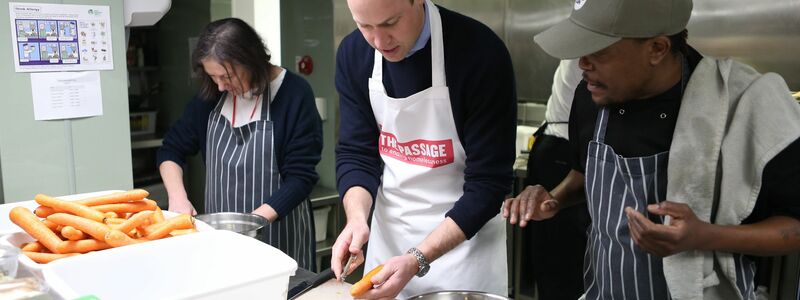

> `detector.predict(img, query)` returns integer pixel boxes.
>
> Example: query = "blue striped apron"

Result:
[582,57,755,299]
[583,106,671,300]
[204,92,315,271]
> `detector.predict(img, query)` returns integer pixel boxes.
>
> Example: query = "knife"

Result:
[287,268,336,300]
[341,254,357,282]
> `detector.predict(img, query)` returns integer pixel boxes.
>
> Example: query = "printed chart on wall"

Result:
[8,2,113,72]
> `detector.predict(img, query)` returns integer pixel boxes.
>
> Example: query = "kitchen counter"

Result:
[289,267,352,299]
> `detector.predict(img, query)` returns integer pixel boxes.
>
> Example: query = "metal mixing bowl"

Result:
[194,212,268,239]
[406,291,511,300]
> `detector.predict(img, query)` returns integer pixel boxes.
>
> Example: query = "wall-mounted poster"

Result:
[8,2,112,72]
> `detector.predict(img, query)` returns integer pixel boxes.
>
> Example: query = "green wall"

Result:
[280,0,337,189]
[152,0,210,211]
[0,0,132,203]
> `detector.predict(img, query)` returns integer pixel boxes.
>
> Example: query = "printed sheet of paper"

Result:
[9,2,113,72]
[31,71,103,120]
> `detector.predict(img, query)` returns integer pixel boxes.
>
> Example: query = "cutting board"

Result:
[295,279,353,300]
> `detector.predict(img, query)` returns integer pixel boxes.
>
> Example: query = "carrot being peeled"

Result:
[350,264,384,297]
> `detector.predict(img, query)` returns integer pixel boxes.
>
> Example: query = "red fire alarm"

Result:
[298,55,314,75]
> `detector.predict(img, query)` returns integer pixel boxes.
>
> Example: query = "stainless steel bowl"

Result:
[406,291,510,300]
[194,212,268,239]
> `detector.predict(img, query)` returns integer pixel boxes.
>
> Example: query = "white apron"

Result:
[365,1,507,298]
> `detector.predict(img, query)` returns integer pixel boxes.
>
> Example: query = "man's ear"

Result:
[648,36,672,66]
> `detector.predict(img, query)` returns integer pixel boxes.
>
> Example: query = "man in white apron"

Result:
[512,0,800,299]
[332,0,516,298]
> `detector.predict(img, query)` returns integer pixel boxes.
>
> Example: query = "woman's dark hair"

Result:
[192,18,272,100]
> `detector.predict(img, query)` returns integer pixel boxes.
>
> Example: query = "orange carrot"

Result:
[152,207,165,223]
[41,219,59,231]
[32,190,150,217]
[57,239,111,253]
[35,194,106,223]
[144,214,194,240]
[60,226,86,241]
[34,206,56,218]
[104,230,145,247]
[91,200,157,214]
[105,217,126,225]
[76,189,150,206]
[46,213,110,242]
[21,242,44,252]
[9,207,63,253]
[23,251,79,264]
[169,228,198,237]
[350,264,384,297]
[111,210,153,233]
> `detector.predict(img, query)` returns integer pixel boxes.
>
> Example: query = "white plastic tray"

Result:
[43,230,297,300]
[0,190,214,278]
[0,190,125,236]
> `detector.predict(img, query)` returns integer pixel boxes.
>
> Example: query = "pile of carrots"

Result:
[8,189,197,264]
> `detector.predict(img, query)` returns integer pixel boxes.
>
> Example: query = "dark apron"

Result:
[525,122,590,300]
[204,92,315,271]
[582,56,755,299]
[582,107,671,299]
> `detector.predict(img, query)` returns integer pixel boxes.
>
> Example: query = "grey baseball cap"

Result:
[534,0,693,59]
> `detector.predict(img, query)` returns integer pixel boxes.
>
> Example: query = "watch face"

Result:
[418,264,430,277]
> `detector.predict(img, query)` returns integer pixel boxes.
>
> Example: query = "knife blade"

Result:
[341,254,356,282]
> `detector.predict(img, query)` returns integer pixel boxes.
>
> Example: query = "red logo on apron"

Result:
[379,131,454,168]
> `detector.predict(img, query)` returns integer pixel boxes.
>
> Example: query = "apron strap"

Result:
[427,0,446,87]
[593,108,610,143]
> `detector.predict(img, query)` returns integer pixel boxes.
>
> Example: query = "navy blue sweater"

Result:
[334,5,517,239]
[156,71,322,219]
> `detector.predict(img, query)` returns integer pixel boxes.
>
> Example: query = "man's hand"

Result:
[354,254,418,300]
[168,197,197,216]
[625,201,711,257]
[331,221,370,280]
[503,185,560,227]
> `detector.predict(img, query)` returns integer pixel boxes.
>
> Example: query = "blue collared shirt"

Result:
[406,2,430,58]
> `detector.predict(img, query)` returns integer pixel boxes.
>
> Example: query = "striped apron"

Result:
[204,92,316,271]
[582,107,671,300]
[582,56,755,299]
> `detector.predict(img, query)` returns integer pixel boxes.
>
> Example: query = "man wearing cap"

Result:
[332,0,516,298]
[508,0,800,299]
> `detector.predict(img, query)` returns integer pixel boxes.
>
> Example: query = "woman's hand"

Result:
[252,204,278,223]
[168,197,197,216]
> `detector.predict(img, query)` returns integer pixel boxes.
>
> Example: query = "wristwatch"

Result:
[406,247,430,277]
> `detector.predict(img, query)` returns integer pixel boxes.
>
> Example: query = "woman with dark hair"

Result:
[157,18,322,269]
